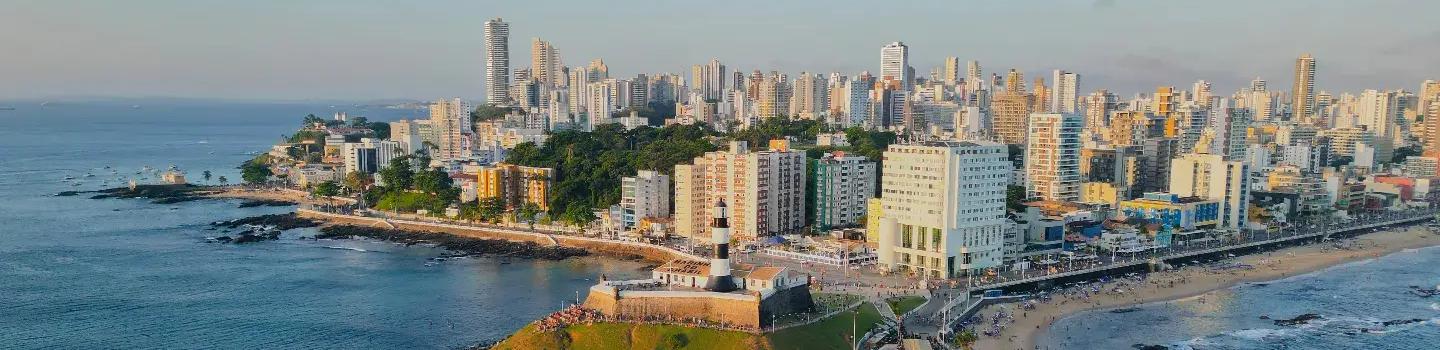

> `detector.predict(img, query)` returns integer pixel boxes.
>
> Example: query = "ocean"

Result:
[1041,246,1440,349]
[0,101,647,349]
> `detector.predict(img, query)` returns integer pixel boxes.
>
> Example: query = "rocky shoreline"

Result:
[208,213,320,244]
[316,225,590,260]
[78,184,222,204]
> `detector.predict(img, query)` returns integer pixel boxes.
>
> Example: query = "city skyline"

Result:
[4,0,1439,101]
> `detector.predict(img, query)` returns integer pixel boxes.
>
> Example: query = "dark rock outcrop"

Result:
[1274,313,1323,326]
[317,225,589,260]
[212,213,319,231]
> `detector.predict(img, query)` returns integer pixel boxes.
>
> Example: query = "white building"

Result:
[1025,113,1083,202]
[1169,153,1249,229]
[879,42,910,88]
[621,170,671,230]
[674,140,807,240]
[1050,70,1080,114]
[483,18,510,105]
[812,151,876,230]
[875,141,1011,278]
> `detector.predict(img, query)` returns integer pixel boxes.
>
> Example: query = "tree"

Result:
[954,330,978,349]
[477,197,506,223]
[347,116,369,127]
[1392,145,1422,164]
[560,202,596,226]
[313,181,340,197]
[217,176,228,185]
[1006,185,1028,213]
[202,170,212,184]
[343,172,373,193]
[413,167,452,194]
[378,156,414,190]
[516,202,542,224]
[471,104,511,121]
[240,160,272,185]
[303,113,325,126]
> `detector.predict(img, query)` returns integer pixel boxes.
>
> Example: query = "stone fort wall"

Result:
[584,284,816,331]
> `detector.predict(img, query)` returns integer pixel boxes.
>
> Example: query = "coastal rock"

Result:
[55,191,80,197]
[1273,313,1323,326]
[212,213,319,230]
[1132,344,1169,350]
[317,225,589,260]
[1381,318,1425,327]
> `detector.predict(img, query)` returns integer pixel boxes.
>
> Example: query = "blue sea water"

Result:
[1041,246,1440,350]
[0,101,647,349]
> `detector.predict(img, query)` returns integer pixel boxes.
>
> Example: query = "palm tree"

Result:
[202,170,212,184]
[218,176,228,186]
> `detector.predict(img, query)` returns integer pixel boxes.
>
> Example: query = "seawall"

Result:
[296,208,704,264]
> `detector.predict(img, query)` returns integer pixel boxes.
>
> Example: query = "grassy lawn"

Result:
[886,295,927,316]
[493,322,767,350]
[767,302,885,350]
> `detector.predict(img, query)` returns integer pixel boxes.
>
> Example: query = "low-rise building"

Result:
[1117,192,1221,231]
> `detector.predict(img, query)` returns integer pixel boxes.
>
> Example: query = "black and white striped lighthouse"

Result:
[704,200,738,292]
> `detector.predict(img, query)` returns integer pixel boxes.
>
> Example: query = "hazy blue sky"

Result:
[4,0,1438,101]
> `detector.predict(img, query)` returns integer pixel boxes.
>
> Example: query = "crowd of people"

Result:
[535,306,603,332]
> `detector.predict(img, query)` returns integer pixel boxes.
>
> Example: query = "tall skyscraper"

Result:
[880,42,910,89]
[1050,70,1080,114]
[1025,113,1083,202]
[873,140,1011,278]
[942,56,960,85]
[483,18,511,105]
[690,58,727,101]
[1292,54,1317,121]
[530,38,563,87]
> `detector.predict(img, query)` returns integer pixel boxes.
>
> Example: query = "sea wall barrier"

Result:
[296,208,705,263]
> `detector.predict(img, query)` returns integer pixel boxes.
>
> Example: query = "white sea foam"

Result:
[322,246,368,252]
[1227,328,1298,340]
[1430,302,1440,312]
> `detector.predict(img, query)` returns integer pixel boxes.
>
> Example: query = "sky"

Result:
[4,0,1439,101]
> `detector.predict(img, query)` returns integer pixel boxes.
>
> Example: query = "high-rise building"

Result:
[483,18,511,105]
[477,164,554,210]
[811,151,876,230]
[1192,80,1213,108]
[1025,113,1083,202]
[1082,90,1118,137]
[690,58,727,101]
[942,56,961,85]
[873,140,1011,278]
[880,42,910,89]
[1050,70,1080,114]
[429,98,472,160]
[1292,54,1317,121]
[990,92,1031,144]
[674,140,806,240]
[1169,153,1249,229]
[1356,89,1400,162]
[790,72,828,119]
[530,38,564,87]
[621,170,671,230]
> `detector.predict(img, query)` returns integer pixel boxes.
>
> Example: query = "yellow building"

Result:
[865,198,884,243]
[1081,182,1120,207]
[477,163,555,210]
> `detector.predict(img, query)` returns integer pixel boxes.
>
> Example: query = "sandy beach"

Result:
[969,226,1440,350]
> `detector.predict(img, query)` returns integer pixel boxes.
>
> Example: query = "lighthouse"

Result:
[704,200,738,292]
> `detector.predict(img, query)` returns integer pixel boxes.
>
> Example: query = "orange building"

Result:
[477,163,555,210]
